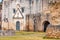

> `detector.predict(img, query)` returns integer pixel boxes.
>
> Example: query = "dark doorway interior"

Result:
[44,21,50,32]
[0,25,1,30]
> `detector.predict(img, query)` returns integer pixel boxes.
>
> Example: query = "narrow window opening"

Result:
[21,7,24,13]
[13,9,16,13]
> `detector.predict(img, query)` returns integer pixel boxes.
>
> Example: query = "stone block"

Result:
[46,24,60,38]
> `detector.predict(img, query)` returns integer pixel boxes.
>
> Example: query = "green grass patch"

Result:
[43,36,60,39]
[0,32,60,40]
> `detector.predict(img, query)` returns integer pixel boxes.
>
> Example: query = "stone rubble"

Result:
[0,29,15,36]
[46,24,60,38]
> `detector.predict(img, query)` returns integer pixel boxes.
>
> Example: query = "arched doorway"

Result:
[43,21,50,32]
[16,21,20,31]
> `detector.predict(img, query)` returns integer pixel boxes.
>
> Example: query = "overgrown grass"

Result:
[43,36,60,39]
[0,32,60,40]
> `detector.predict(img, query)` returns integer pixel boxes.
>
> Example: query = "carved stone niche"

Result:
[46,24,60,38]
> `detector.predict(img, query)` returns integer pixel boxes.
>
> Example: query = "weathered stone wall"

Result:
[2,0,60,33]
[46,2,60,38]
[46,25,60,38]
[2,21,15,30]
[0,3,2,30]
[26,14,42,32]
[49,2,60,25]
[2,19,25,31]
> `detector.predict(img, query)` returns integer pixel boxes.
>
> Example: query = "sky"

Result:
[0,0,2,2]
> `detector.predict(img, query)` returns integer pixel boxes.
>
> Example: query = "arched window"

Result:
[13,8,16,13]
[21,7,24,13]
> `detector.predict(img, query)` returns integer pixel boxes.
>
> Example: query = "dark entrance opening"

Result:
[43,21,50,32]
[0,25,1,30]
[16,21,20,31]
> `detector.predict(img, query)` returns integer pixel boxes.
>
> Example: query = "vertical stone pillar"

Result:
[33,0,36,14]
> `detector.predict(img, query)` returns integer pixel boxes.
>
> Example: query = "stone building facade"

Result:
[0,3,2,30]
[2,0,60,32]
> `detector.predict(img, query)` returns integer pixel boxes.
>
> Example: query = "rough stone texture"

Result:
[26,14,41,32]
[5,29,15,36]
[0,30,15,36]
[49,2,60,25]
[2,0,60,33]
[2,0,53,32]
[45,2,60,38]
[46,25,60,38]
[0,30,3,36]
[0,3,2,30]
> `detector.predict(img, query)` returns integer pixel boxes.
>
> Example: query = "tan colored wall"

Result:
[2,18,25,31]
[48,2,60,25]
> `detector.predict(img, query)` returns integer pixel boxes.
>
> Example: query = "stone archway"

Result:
[16,21,20,31]
[43,21,50,32]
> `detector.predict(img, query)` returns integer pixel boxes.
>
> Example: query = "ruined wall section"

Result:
[49,2,60,25]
